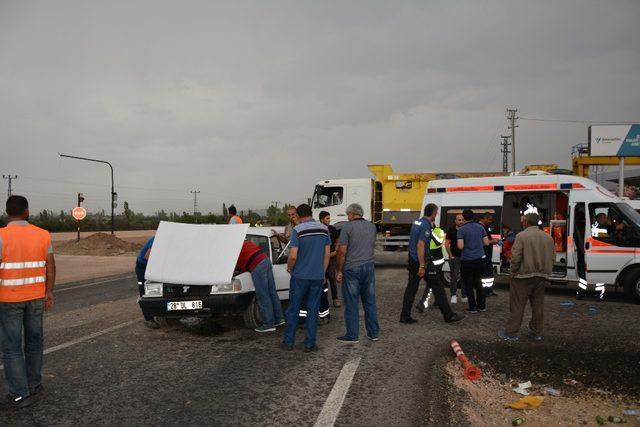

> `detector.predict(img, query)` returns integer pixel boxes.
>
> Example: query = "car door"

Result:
[270,237,291,300]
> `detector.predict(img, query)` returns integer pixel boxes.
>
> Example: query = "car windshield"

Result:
[245,234,270,256]
[616,203,640,228]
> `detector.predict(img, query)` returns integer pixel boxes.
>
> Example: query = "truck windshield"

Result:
[616,203,640,228]
[312,185,344,208]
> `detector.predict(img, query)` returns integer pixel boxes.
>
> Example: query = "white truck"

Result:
[422,173,640,303]
[139,222,291,329]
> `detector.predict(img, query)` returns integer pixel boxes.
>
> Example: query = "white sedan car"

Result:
[139,222,291,329]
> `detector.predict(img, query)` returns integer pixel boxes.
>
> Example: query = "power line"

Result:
[519,117,639,124]
[2,175,18,198]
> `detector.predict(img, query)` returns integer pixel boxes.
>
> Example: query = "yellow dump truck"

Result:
[311,164,506,239]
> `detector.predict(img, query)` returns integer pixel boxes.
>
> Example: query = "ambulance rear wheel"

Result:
[243,295,262,329]
[623,268,640,304]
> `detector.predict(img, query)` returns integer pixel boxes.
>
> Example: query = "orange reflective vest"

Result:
[0,222,51,302]
[229,215,243,224]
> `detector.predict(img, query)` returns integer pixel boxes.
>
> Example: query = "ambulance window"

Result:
[313,186,343,208]
[440,207,501,231]
[588,203,639,247]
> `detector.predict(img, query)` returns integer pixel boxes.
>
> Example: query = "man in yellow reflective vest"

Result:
[0,196,56,408]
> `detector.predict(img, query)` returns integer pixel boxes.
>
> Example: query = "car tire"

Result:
[243,295,262,329]
[623,268,640,304]
[155,316,182,327]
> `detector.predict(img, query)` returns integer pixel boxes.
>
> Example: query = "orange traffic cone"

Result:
[450,340,482,381]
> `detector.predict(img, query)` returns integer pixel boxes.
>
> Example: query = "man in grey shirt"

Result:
[336,203,380,343]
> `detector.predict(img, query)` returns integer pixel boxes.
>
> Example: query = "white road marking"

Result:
[0,319,138,370]
[55,275,135,293]
[314,356,362,427]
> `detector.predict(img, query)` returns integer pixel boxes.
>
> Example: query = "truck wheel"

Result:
[243,295,262,329]
[623,268,640,304]
[155,317,182,327]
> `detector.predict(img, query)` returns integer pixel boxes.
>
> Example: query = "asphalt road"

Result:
[1,267,638,426]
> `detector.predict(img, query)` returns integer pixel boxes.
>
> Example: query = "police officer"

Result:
[479,212,499,296]
[400,204,465,324]
[416,225,445,310]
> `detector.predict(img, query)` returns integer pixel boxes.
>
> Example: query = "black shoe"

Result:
[29,384,43,397]
[445,313,465,323]
[400,317,418,324]
[336,335,359,343]
[465,308,478,314]
[415,302,425,313]
[477,308,486,312]
[0,394,33,409]
[280,342,293,351]
[575,292,584,300]
[367,335,380,341]
[304,345,318,352]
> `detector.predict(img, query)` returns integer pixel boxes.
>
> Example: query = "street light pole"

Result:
[59,154,116,235]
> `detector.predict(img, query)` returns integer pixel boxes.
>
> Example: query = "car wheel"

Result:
[623,268,640,304]
[243,295,262,329]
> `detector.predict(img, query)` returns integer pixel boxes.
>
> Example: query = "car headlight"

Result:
[210,279,242,294]
[144,282,163,297]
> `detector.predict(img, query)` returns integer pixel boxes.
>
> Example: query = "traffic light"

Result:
[77,193,85,207]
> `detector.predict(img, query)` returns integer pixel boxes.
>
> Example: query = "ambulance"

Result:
[422,173,640,303]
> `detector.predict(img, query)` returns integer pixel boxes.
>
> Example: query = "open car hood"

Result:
[145,221,249,285]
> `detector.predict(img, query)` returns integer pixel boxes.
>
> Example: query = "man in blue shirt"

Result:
[400,204,464,324]
[135,237,159,329]
[457,209,490,313]
[282,204,331,352]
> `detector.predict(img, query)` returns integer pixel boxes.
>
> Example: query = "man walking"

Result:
[445,214,467,304]
[335,203,381,342]
[499,213,555,342]
[400,204,464,324]
[235,240,284,332]
[319,211,341,307]
[0,196,56,408]
[135,236,160,329]
[457,209,490,314]
[479,212,500,296]
[282,204,331,352]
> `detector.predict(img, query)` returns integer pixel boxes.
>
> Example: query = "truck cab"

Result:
[311,178,373,226]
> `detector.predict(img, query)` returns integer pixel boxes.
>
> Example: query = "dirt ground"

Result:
[55,232,142,256]
[54,255,136,284]
[50,229,155,243]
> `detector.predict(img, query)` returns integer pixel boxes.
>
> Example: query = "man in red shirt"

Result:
[236,240,284,332]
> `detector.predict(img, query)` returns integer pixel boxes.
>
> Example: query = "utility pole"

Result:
[507,108,518,172]
[500,135,511,173]
[271,201,279,225]
[190,190,200,223]
[2,175,17,198]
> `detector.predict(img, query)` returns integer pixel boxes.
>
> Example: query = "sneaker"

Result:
[304,345,318,352]
[400,317,418,324]
[461,297,468,303]
[367,335,380,341]
[478,308,487,312]
[464,308,478,314]
[336,335,359,343]
[528,332,544,342]
[445,313,465,323]
[498,330,519,342]
[450,295,458,304]
[0,394,33,409]
[255,325,276,333]
[144,320,160,330]
[275,320,286,327]
[333,299,342,308]
[280,342,293,351]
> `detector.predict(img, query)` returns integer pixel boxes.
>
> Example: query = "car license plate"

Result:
[167,300,203,311]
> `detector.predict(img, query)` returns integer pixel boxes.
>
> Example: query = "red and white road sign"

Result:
[72,206,87,221]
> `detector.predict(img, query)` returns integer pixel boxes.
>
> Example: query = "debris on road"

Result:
[597,415,606,425]
[450,340,482,381]
[560,300,576,308]
[512,416,526,426]
[623,409,640,416]
[608,415,625,423]
[588,307,598,315]
[563,378,582,387]
[513,381,533,396]
[508,396,544,410]
[544,387,561,397]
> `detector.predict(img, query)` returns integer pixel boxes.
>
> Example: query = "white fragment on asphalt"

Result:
[55,274,136,293]
[314,356,362,427]
[0,319,138,370]
[513,380,532,396]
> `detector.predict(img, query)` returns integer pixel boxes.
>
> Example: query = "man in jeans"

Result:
[457,209,490,314]
[500,213,555,342]
[445,214,466,304]
[0,195,56,408]
[335,203,380,342]
[235,240,284,333]
[282,204,331,352]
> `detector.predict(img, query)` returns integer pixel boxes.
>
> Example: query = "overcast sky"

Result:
[1,1,639,215]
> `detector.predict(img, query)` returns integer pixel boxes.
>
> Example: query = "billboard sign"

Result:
[589,125,640,157]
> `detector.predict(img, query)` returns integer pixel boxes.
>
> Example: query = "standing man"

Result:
[335,203,381,342]
[479,212,500,296]
[273,206,298,244]
[499,213,555,342]
[319,211,341,307]
[282,204,331,352]
[445,214,467,304]
[135,236,160,329]
[0,196,56,408]
[228,205,243,224]
[235,240,284,333]
[457,209,490,314]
